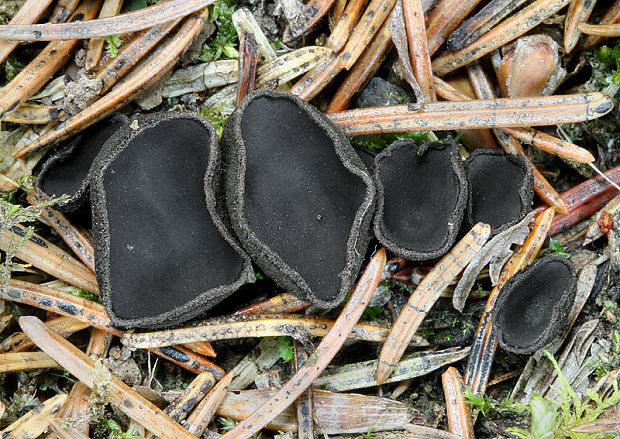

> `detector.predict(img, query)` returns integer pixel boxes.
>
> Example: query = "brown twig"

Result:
[403,0,435,101]
[85,0,124,71]
[425,0,484,55]
[122,314,420,348]
[464,207,555,396]
[0,0,52,62]
[14,8,210,158]
[217,249,385,439]
[432,0,572,76]
[564,0,597,52]
[19,316,198,439]
[237,31,260,104]
[326,17,392,113]
[340,0,397,69]
[0,2,101,119]
[0,0,213,41]
[327,92,613,136]
[442,367,474,439]
[376,223,491,384]
[327,0,367,53]
[584,0,620,47]
[27,190,96,272]
[283,0,337,43]
[185,370,235,436]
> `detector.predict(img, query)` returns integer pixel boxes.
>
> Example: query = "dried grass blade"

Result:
[432,0,573,76]
[376,224,490,384]
[0,0,55,64]
[14,8,210,158]
[0,0,212,41]
[18,316,199,439]
[464,207,555,396]
[0,351,60,372]
[442,367,474,439]
[122,314,402,348]
[0,393,67,439]
[185,370,235,436]
[314,347,470,392]
[217,248,386,439]
[327,92,613,135]
[216,387,413,434]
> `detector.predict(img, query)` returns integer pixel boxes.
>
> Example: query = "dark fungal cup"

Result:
[90,112,253,329]
[221,90,376,308]
[35,114,128,213]
[373,140,468,261]
[492,256,577,354]
[465,149,534,235]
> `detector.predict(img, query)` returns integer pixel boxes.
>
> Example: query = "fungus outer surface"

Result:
[374,140,468,261]
[91,112,251,328]
[465,150,534,235]
[222,90,375,308]
[36,114,128,212]
[493,256,576,354]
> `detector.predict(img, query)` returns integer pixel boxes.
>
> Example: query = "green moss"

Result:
[353,131,430,152]
[3,55,23,82]
[276,336,294,363]
[199,0,239,63]
[199,105,228,139]
[105,35,122,58]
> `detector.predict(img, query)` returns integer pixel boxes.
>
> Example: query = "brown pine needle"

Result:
[578,22,620,36]
[165,372,216,423]
[0,0,54,64]
[294,342,314,439]
[0,351,60,372]
[432,0,572,76]
[122,314,424,348]
[234,293,310,315]
[340,0,397,69]
[403,0,435,102]
[376,223,491,384]
[217,248,385,439]
[237,31,260,104]
[404,424,464,439]
[185,370,235,436]
[584,0,620,47]
[1,393,67,439]
[442,367,474,439]
[85,0,124,71]
[327,92,614,136]
[152,346,224,378]
[425,0,484,55]
[19,316,199,439]
[572,419,620,434]
[464,207,555,396]
[283,0,337,43]
[327,0,367,53]
[564,0,597,53]
[14,8,210,158]
[1,103,58,124]
[50,419,89,439]
[51,0,80,23]
[1,316,89,352]
[183,341,217,357]
[0,0,212,41]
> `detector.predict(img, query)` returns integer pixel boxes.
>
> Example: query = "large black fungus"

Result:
[36,115,128,213]
[221,90,376,308]
[492,256,576,354]
[90,112,252,329]
[465,150,534,235]
[373,140,468,261]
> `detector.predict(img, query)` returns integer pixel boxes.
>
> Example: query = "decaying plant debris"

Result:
[0,0,619,438]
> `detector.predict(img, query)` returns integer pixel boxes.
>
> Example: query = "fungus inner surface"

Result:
[240,95,365,300]
[467,154,527,230]
[500,259,572,348]
[378,144,460,253]
[102,119,245,320]
[42,117,125,197]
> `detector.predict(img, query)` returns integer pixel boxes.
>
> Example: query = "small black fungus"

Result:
[36,114,128,214]
[373,140,468,261]
[220,90,375,308]
[464,149,534,235]
[90,112,252,329]
[492,255,576,354]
